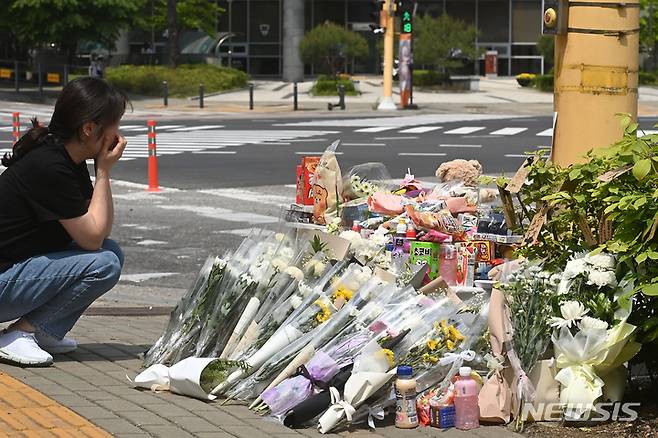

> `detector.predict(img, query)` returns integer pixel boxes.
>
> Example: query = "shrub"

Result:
[310,75,357,96]
[533,74,554,92]
[106,64,249,97]
[413,70,450,87]
[639,71,657,85]
[516,73,536,87]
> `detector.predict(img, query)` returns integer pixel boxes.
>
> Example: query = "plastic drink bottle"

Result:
[454,366,480,430]
[395,365,418,428]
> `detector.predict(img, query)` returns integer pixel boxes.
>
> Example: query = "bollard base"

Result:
[147,187,161,193]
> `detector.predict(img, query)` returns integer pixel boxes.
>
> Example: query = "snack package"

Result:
[296,157,320,206]
[313,141,343,225]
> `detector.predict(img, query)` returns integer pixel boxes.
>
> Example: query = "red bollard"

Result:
[11,112,20,144]
[147,120,160,192]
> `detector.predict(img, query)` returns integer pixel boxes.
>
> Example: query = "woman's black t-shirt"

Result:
[0,136,93,264]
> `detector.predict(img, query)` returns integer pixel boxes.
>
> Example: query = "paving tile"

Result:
[89,418,144,434]
[115,408,171,426]
[169,416,221,433]
[67,406,122,421]
[193,408,246,426]
[140,424,196,438]
[221,424,271,438]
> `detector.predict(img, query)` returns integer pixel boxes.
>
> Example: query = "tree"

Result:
[537,35,554,72]
[140,0,225,67]
[2,0,143,61]
[299,22,368,78]
[641,0,658,70]
[413,14,478,74]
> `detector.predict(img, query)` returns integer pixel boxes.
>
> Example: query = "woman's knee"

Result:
[92,249,122,286]
[101,239,124,268]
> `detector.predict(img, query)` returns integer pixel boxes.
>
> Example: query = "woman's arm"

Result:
[60,136,125,250]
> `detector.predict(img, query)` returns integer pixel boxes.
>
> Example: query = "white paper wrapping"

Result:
[133,357,218,401]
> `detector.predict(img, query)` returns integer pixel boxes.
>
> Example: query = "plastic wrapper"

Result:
[342,162,392,201]
[313,140,343,225]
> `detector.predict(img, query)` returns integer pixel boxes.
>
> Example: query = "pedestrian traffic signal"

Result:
[370,0,387,34]
[399,0,413,34]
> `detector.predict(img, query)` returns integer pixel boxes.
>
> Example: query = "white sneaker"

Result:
[0,330,53,366]
[35,332,78,354]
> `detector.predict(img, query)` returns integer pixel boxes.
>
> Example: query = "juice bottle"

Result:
[395,365,418,429]
[454,367,480,430]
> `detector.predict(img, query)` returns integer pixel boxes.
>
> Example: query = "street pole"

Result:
[378,0,397,110]
[548,0,640,166]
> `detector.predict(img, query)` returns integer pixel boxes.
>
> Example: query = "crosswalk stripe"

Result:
[639,130,658,136]
[199,188,289,207]
[439,144,482,148]
[490,127,528,136]
[192,151,237,154]
[444,127,485,135]
[355,127,397,133]
[169,125,224,131]
[399,126,442,134]
[536,128,553,137]
[157,204,278,224]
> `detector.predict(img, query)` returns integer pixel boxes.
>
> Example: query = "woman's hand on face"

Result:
[95,135,126,173]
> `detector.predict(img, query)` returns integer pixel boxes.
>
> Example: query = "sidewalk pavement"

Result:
[0,314,523,438]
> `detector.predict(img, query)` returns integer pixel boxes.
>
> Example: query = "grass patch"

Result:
[310,75,357,96]
[106,64,249,97]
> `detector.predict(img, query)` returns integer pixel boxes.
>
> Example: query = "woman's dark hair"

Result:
[2,77,130,167]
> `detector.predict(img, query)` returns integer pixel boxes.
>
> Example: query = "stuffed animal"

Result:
[435,159,498,203]
[435,159,482,187]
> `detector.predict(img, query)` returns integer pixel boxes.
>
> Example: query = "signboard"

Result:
[0,69,11,79]
[47,73,60,83]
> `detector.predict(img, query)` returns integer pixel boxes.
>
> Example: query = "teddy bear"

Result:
[435,159,498,203]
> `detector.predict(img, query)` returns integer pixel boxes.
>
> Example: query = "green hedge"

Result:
[533,74,554,92]
[106,64,249,97]
[310,75,357,96]
[413,70,450,87]
[639,71,657,85]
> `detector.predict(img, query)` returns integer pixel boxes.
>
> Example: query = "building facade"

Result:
[121,0,547,77]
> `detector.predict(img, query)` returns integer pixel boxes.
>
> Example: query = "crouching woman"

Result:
[0,77,128,366]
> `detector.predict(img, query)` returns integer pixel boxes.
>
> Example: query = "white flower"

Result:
[275,233,286,242]
[563,258,587,280]
[313,261,327,277]
[369,231,389,247]
[550,274,562,286]
[587,270,617,288]
[299,282,314,297]
[285,266,304,281]
[578,316,609,331]
[585,253,616,270]
[549,301,589,329]
[339,230,362,243]
[290,295,303,309]
[271,258,288,272]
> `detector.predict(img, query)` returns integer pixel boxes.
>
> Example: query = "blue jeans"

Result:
[0,239,123,340]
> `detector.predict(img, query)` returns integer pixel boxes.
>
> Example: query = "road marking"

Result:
[287,138,329,142]
[122,127,149,131]
[398,152,447,156]
[439,144,482,148]
[295,151,343,155]
[120,272,178,283]
[256,142,292,145]
[639,129,658,136]
[399,126,442,134]
[444,126,485,135]
[374,136,418,140]
[169,125,225,131]
[192,151,237,154]
[490,127,528,136]
[505,153,548,158]
[355,126,397,133]
[536,128,553,137]
[342,142,386,146]
[220,228,276,237]
[158,204,279,224]
[136,240,168,246]
[156,125,185,130]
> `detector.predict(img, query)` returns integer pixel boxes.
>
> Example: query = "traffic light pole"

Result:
[546,0,640,166]
[378,0,397,110]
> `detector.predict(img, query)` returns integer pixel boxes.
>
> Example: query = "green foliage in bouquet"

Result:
[500,115,658,346]
[200,359,250,393]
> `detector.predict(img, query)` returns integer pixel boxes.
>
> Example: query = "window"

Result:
[478,0,509,43]
[512,0,541,43]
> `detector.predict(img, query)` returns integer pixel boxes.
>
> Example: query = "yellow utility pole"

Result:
[546,0,640,166]
[378,0,397,110]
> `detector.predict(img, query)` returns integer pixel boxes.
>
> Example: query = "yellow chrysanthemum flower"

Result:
[382,349,395,367]
[446,339,455,351]
[448,325,465,342]
[440,320,450,337]
[426,339,439,351]
[333,286,354,302]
